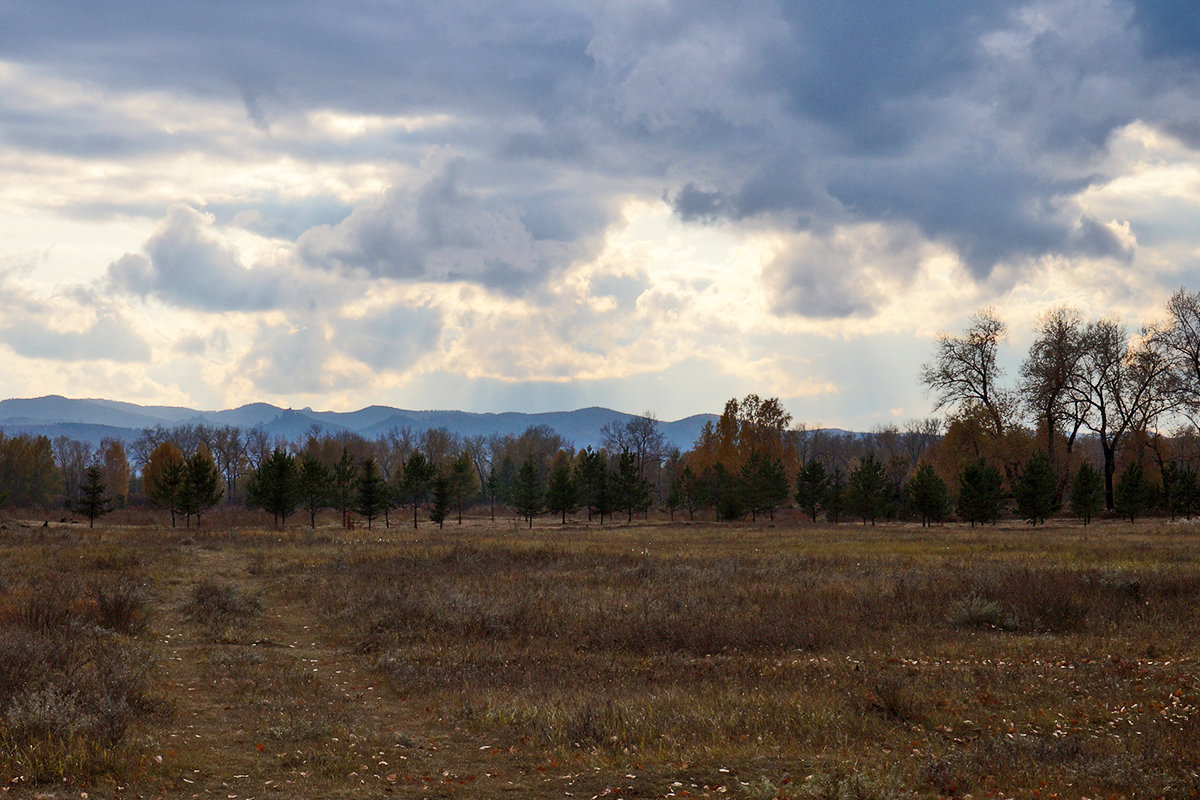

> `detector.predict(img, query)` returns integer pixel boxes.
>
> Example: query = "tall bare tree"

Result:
[211,425,247,504]
[920,309,1012,438]
[1069,319,1177,509]
[52,435,92,504]
[1019,306,1087,481]
[601,412,667,495]
[1160,288,1200,427]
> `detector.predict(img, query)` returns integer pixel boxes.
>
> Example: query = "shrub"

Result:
[93,580,151,635]
[183,579,261,639]
[0,582,159,782]
[946,593,1002,629]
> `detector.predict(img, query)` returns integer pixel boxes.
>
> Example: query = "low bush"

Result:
[183,579,261,640]
[93,579,151,634]
[0,581,159,782]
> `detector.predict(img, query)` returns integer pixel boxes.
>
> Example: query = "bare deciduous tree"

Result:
[920,308,1013,438]
[1020,306,1088,481]
[1069,319,1177,509]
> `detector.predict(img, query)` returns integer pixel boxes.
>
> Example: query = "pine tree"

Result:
[511,457,543,529]
[181,448,224,528]
[484,467,500,522]
[447,452,476,523]
[907,463,949,526]
[397,451,435,529]
[1014,450,1056,525]
[795,459,829,522]
[329,449,357,529]
[297,455,332,528]
[958,459,1003,527]
[544,457,578,524]
[668,464,703,521]
[429,472,450,528]
[245,448,300,528]
[824,467,847,524]
[1070,461,1104,525]
[355,457,390,528]
[849,454,891,525]
[73,463,113,528]
[740,452,789,521]
[709,463,744,521]
[145,441,186,527]
[577,447,611,524]
[1169,463,1200,520]
[1114,461,1153,523]
[614,450,652,523]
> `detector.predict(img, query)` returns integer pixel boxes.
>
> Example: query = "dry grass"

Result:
[1,516,1199,797]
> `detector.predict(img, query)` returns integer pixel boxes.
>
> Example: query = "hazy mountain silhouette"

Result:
[0,396,717,452]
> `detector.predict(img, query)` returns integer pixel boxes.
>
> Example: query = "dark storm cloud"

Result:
[0,2,595,121]
[6,1,1200,311]
[1131,0,1200,60]
[660,0,1184,292]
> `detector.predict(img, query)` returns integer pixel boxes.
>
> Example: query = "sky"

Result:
[3,1,1200,427]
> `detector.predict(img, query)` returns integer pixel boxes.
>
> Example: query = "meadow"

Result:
[1,512,1198,799]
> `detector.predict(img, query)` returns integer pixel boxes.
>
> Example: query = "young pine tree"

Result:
[182,448,224,528]
[329,449,357,529]
[1164,462,1200,521]
[958,459,1003,527]
[355,457,390,529]
[668,464,702,521]
[709,463,744,522]
[446,452,477,524]
[428,472,450,529]
[740,452,789,521]
[614,450,653,523]
[576,447,610,524]
[1114,461,1154,523]
[511,456,543,529]
[544,455,578,524]
[1014,450,1056,526]
[795,459,829,523]
[245,448,300,529]
[1070,461,1104,525]
[73,463,113,528]
[145,441,186,527]
[297,455,332,528]
[906,463,949,526]
[824,466,847,524]
[848,454,891,525]
[398,451,435,529]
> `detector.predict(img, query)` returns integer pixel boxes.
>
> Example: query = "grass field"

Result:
[2,513,1199,799]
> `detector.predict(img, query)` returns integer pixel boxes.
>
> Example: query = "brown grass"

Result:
[1,517,1199,797]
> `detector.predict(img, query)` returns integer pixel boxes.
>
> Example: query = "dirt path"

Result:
[140,541,630,800]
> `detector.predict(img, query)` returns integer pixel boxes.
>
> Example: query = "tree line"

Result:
[6,289,1200,527]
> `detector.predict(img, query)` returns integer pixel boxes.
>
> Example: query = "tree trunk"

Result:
[1103,442,1117,510]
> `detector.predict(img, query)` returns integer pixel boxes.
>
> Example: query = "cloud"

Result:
[1131,0,1200,61]
[297,157,598,293]
[333,305,443,372]
[15,0,1196,291]
[765,224,931,319]
[107,205,307,311]
[237,322,348,396]
[0,308,150,363]
[7,0,1200,423]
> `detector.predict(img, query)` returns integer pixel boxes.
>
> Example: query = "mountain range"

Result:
[0,396,718,453]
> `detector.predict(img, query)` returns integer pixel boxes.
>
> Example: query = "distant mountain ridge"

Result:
[0,396,717,452]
